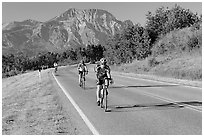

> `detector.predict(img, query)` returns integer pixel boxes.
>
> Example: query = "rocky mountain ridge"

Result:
[2,8,133,56]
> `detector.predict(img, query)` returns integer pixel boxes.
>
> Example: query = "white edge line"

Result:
[113,73,202,90]
[52,73,100,135]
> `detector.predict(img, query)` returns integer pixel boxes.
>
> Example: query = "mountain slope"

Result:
[2,8,132,56]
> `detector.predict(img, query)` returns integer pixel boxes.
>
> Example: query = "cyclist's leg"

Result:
[100,83,107,108]
[105,79,109,95]
[83,72,85,81]
[82,72,85,89]
[79,72,82,86]
[103,84,108,110]
[96,83,102,106]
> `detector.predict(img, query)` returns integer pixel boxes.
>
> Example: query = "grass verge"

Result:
[2,69,80,135]
[111,53,201,87]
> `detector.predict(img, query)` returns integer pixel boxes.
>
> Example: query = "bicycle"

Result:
[80,71,86,90]
[54,66,58,74]
[100,78,109,112]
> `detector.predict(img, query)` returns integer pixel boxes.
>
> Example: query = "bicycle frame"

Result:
[100,78,109,111]
[54,67,58,73]
[80,71,86,89]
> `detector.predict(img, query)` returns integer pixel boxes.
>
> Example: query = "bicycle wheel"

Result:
[83,75,85,90]
[104,88,108,111]
[81,79,83,88]
[55,67,57,74]
[100,88,104,108]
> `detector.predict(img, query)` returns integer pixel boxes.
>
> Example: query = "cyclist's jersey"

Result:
[96,65,111,80]
[94,64,100,72]
[78,63,87,72]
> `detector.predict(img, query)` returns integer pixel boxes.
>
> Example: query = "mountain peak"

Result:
[24,19,40,22]
[57,8,116,21]
[21,19,41,25]
[2,8,129,57]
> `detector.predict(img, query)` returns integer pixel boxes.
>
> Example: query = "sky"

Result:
[2,1,202,26]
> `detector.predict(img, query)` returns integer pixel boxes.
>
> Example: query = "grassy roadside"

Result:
[111,53,201,87]
[110,22,201,84]
[2,69,80,135]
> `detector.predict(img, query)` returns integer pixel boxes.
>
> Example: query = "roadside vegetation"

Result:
[106,5,202,81]
[2,4,202,135]
[2,45,104,78]
[2,69,80,135]
[113,24,202,80]
[2,4,202,81]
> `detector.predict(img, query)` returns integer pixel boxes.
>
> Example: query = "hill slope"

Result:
[112,25,202,82]
[2,8,132,56]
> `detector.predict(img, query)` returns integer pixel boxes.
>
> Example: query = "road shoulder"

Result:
[50,71,92,135]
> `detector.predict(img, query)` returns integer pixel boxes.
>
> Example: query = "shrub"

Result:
[187,28,202,50]
[146,4,200,45]
[152,25,202,56]
[148,57,159,67]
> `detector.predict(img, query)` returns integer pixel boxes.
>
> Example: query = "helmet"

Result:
[80,60,85,64]
[100,58,107,65]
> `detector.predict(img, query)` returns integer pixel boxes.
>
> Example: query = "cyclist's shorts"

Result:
[97,78,109,86]
[78,71,84,74]
[79,71,85,78]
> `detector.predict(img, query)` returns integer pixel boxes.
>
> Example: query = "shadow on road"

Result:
[84,84,178,90]
[84,86,96,90]
[54,74,59,76]
[108,101,202,112]
[109,84,179,89]
[179,101,202,106]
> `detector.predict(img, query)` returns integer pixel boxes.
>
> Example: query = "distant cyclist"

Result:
[95,58,113,106]
[54,62,58,73]
[38,65,42,72]
[77,60,88,87]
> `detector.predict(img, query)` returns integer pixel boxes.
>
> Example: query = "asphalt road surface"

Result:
[53,65,202,135]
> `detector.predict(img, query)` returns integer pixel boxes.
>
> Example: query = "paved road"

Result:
[53,65,202,135]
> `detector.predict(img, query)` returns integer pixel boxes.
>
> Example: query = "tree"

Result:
[145,4,200,45]
[104,24,151,64]
[69,48,77,61]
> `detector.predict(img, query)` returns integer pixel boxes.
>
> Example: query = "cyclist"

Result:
[54,62,58,73]
[95,58,113,106]
[38,65,42,72]
[77,60,88,87]
[94,61,101,84]
[94,61,100,72]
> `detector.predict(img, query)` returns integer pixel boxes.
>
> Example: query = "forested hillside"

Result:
[2,4,202,80]
[109,5,202,80]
